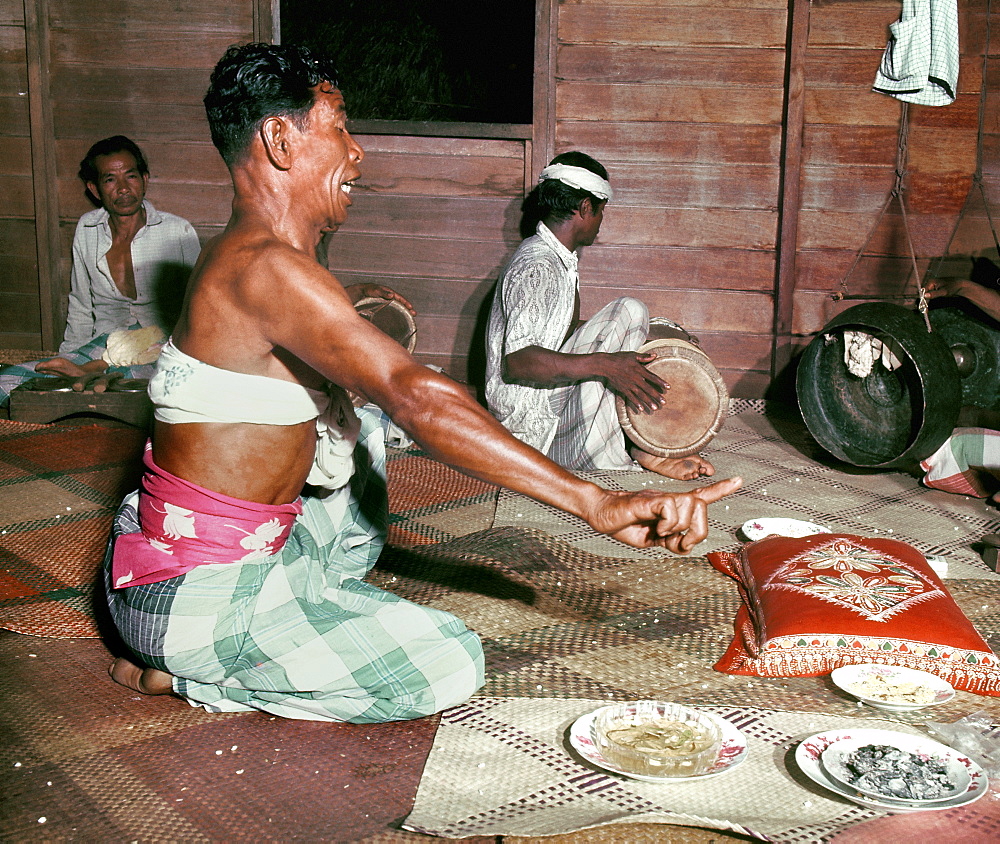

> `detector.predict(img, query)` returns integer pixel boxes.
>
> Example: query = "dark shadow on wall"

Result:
[464,280,497,406]
[463,196,526,404]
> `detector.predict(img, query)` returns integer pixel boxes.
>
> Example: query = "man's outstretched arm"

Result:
[925,277,1000,322]
[262,260,741,553]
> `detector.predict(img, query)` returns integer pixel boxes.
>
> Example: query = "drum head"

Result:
[350,297,417,407]
[617,338,729,458]
[354,297,417,354]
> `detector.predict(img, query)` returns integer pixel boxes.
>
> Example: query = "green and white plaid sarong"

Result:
[102,409,485,723]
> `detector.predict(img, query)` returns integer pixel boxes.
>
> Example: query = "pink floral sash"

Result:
[112,443,302,588]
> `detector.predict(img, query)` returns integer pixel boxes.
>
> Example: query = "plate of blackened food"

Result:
[796,728,988,812]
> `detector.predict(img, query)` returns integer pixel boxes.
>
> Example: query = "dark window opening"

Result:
[279,0,535,125]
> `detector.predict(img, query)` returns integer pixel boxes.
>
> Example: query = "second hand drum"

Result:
[354,296,417,354]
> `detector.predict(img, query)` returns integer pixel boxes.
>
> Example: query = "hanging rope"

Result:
[834,101,932,330]
[836,0,999,332]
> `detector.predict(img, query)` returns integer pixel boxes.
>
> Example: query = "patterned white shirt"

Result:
[59,201,201,354]
[485,222,580,453]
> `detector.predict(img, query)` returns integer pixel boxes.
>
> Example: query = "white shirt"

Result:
[59,201,201,354]
[485,222,579,453]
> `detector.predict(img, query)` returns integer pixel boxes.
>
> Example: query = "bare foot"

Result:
[35,356,86,378]
[109,657,174,695]
[632,448,715,480]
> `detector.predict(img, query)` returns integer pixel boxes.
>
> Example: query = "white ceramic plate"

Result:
[924,555,950,578]
[569,706,748,783]
[740,517,831,542]
[796,729,988,813]
[831,664,955,711]
[822,734,971,803]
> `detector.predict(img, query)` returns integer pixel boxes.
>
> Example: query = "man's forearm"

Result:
[380,367,605,521]
[958,283,1000,322]
[504,345,604,387]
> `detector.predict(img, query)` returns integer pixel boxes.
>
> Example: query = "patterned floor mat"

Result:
[494,405,1000,579]
[4,410,1000,842]
[403,698,1000,841]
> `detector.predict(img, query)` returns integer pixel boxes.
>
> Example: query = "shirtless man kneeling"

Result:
[103,43,741,722]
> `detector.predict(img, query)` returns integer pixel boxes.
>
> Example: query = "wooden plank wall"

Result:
[324,135,527,384]
[555,0,789,398]
[2,0,997,402]
[962,0,1000,267]
[989,0,1000,256]
[0,0,251,352]
[0,0,37,349]
[793,0,995,354]
[553,0,998,399]
[46,0,248,346]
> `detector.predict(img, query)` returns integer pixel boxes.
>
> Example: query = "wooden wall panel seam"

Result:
[532,0,557,179]
[23,0,57,348]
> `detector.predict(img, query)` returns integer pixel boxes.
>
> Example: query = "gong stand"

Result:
[797,8,1000,469]
[835,0,999,332]
[833,100,931,330]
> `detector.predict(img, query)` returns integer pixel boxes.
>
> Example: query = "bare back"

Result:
[153,218,339,504]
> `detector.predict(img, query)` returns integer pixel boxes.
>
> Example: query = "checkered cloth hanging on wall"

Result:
[873,0,959,106]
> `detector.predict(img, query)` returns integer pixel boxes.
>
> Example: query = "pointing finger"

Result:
[692,477,742,505]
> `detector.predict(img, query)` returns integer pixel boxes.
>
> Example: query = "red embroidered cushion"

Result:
[708,533,1000,696]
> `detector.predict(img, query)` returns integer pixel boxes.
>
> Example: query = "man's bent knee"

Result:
[603,296,648,329]
[386,632,485,720]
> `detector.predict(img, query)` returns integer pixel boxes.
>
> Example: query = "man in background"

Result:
[0,136,200,407]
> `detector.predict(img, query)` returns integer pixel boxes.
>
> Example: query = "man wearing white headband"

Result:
[485,151,714,480]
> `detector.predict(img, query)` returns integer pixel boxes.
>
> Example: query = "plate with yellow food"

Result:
[831,664,955,711]
[568,700,748,783]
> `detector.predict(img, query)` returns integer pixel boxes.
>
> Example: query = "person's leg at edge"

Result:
[100,491,175,695]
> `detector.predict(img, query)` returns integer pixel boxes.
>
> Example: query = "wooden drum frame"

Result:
[354,297,417,354]
[616,335,729,459]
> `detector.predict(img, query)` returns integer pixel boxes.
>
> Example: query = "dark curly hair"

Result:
[204,42,340,167]
[78,136,149,207]
[519,151,609,239]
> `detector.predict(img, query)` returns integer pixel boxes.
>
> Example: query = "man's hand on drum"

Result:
[35,357,123,393]
[599,351,668,413]
[344,283,417,316]
[584,477,742,554]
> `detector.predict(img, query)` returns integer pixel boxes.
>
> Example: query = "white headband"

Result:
[538,163,613,202]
